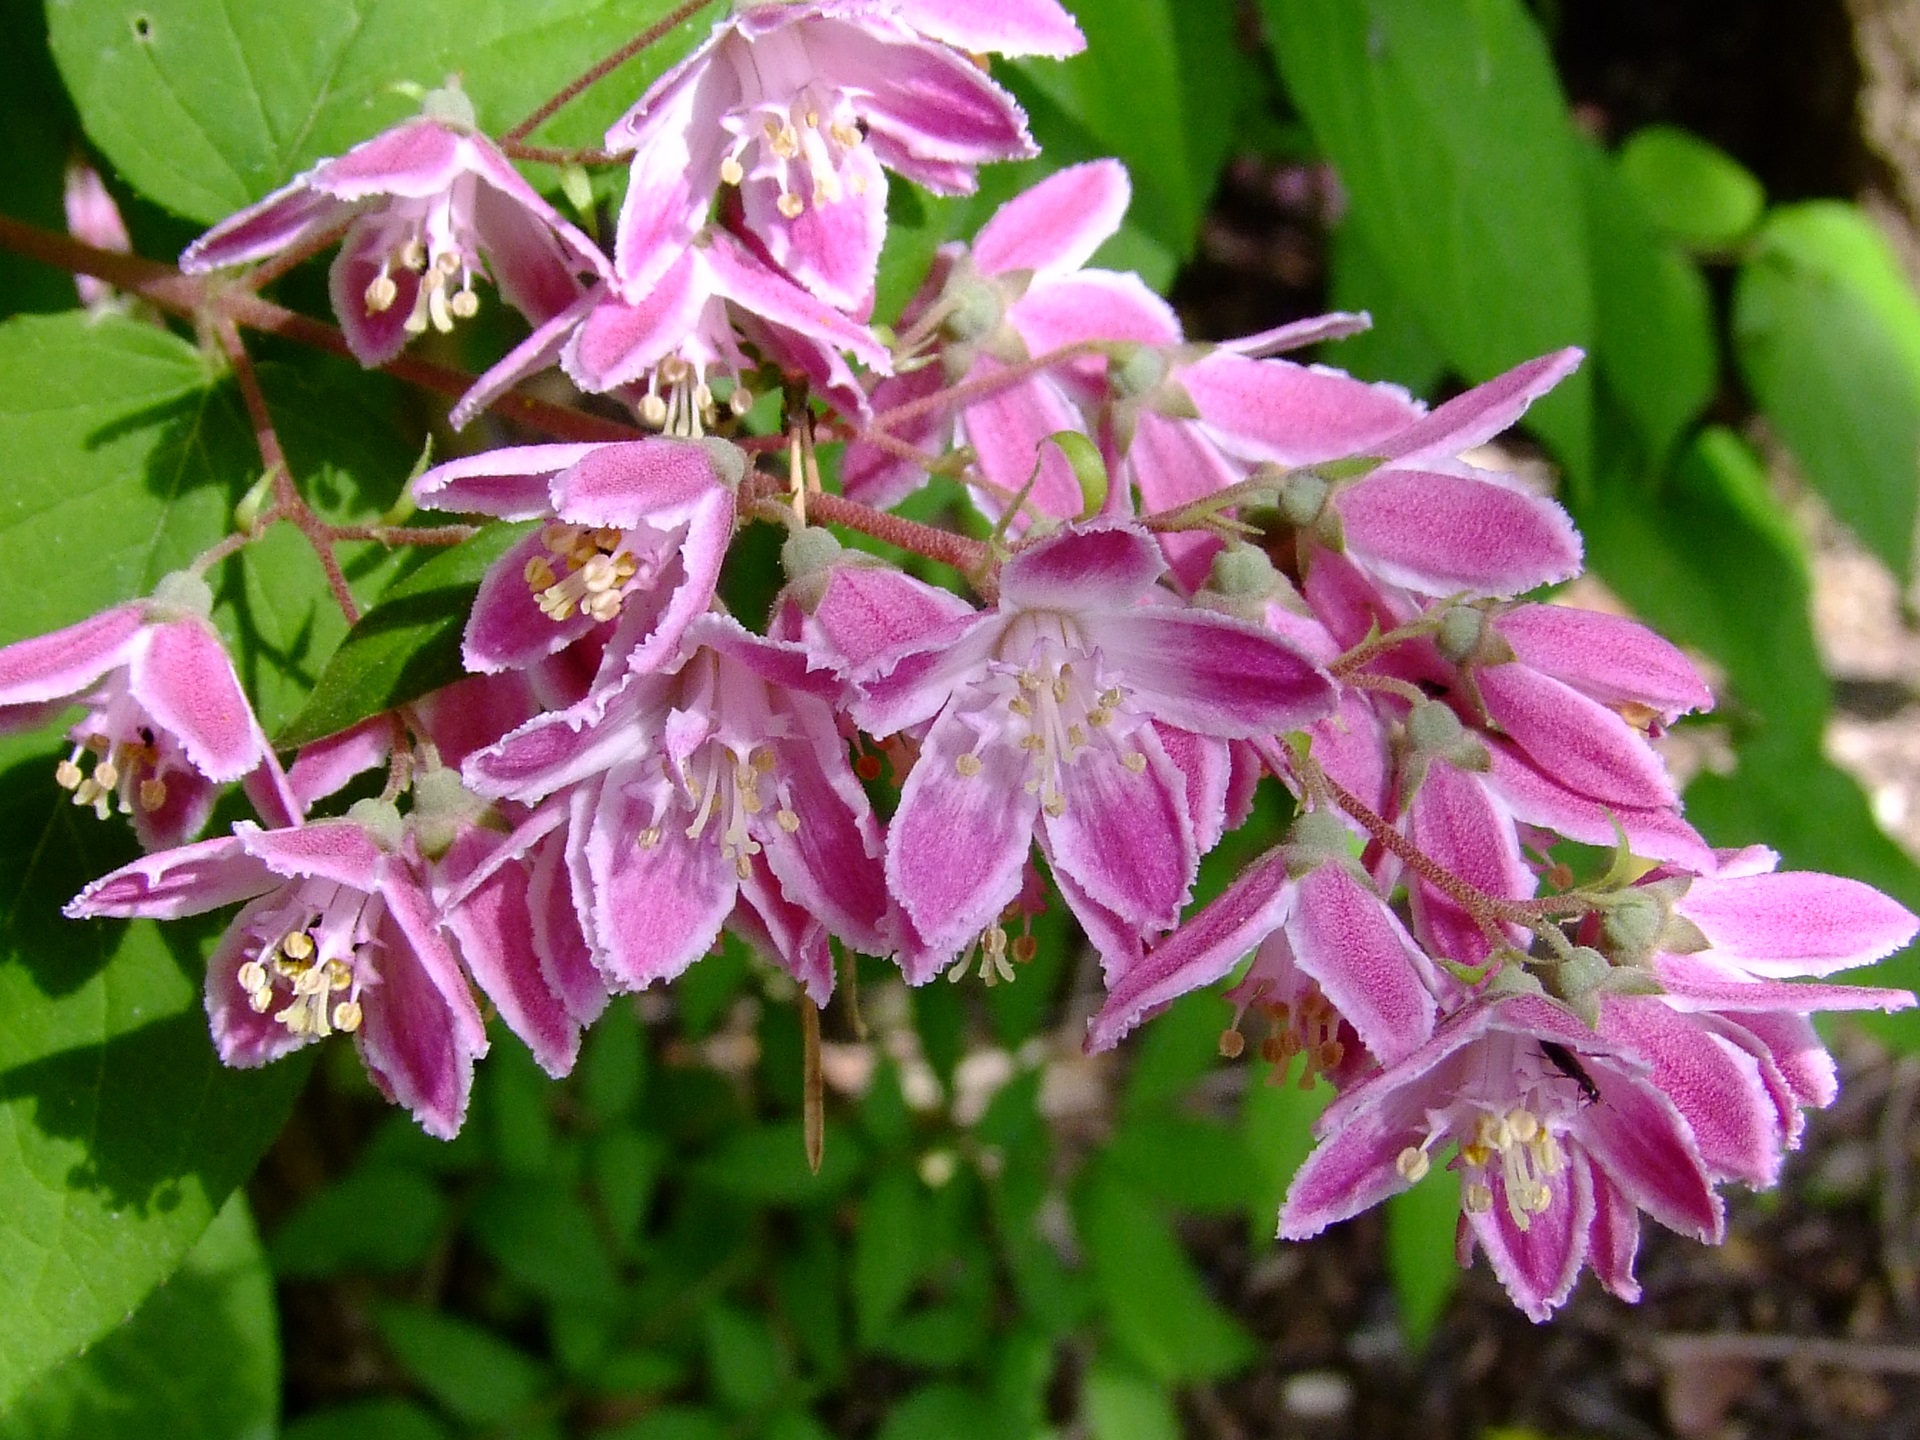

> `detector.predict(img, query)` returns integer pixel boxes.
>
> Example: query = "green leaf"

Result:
[693,1120,864,1204]
[373,1302,549,1426]
[1076,1164,1254,1383]
[0,1194,276,1440]
[48,0,717,223]
[283,1399,450,1440]
[0,2,88,316]
[469,1174,622,1308]
[1241,1072,1331,1245]
[599,1408,728,1440]
[1264,0,1594,479]
[269,1165,447,1277]
[1083,1354,1182,1440]
[1105,1114,1259,1215]
[852,1167,926,1347]
[275,521,531,748]
[1121,991,1229,1117]
[874,1385,997,1440]
[1385,1165,1461,1351]
[1582,139,1717,465]
[1734,202,1920,580]
[700,1304,787,1415]
[1616,125,1765,252]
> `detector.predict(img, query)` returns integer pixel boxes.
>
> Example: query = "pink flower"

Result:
[854,525,1336,979]
[1281,996,1723,1321]
[844,159,1181,518]
[182,88,608,367]
[412,437,743,680]
[66,807,490,1139]
[64,160,133,311]
[607,0,1075,309]
[464,614,890,1000]
[0,574,270,849]
[1088,810,1439,1066]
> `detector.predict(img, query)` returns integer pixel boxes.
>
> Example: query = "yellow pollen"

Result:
[54,759,82,789]
[93,759,119,790]
[237,961,267,993]
[777,191,804,219]
[638,826,662,848]
[1396,1146,1431,1182]
[364,273,398,313]
[954,752,983,777]
[449,288,479,319]
[720,156,745,185]
[1008,696,1033,717]
[1219,1027,1246,1059]
[1122,753,1148,774]
[1087,707,1111,727]
[1464,1181,1495,1215]
[332,999,363,1032]
[138,777,168,812]
[777,809,801,833]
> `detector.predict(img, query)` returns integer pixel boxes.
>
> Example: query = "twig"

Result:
[740,471,989,577]
[502,0,716,143]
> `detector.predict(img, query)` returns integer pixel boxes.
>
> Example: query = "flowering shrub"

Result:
[5,0,1920,1432]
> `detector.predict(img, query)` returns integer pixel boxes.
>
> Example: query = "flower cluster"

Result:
[18,0,1915,1318]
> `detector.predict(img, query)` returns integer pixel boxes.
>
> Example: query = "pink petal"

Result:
[1289,865,1437,1064]
[462,529,599,675]
[549,438,738,528]
[1280,1100,1420,1238]
[886,706,1039,958]
[449,288,602,430]
[413,443,606,517]
[66,832,268,920]
[1654,952,1917,1014]
[853,611,1005,737]
[0,605,141,707]
[133,766,221,851]
[1088,608,1336,738]
[1043,728,1193,933]
[180,183,350,273]
[1155,725,1230,855]
[1678,872,1920,977]
[1598,998,1784,1188]
[1466,1159,1593,1322]
[328,219,422,367]
[132,620,263,783]
[310,119,465,199]
[1475,663,1676,809]
[1184,353,1421,466]
[738,149,888,313]
[1578,1055,1722,1242]
[1334,468,1583,597]
[383,863,490,1058]
[413,673,542,771]
[841,365,952,510]
[1587,1170,1644,1303]
[357,905,481,1140]
[204,897,313,1068]
[1009,270,1181,357]
[287,720,392,810]
[955,363,1089,519]
[798,562,978,669]
[563,255,708,390]
[1483,741,1716,870]
[442,839,581,1078]
[1089,846,1294,1051]
[737,860,836,1003]
[528,830,608,1026]
[974,159,1131,278]
[1223,312,1375,355]
[1407,762,1532,965]
[705,230,892,369]
[586,765,738,988]
[1496,604,1713,722]
[241,820,389,888]
[890,0,1085,56]
[464,680,647,803]
[1375,349,1585,466]
[998,524,1166,611]
[825,21,1038,176]
[608,51,718,297]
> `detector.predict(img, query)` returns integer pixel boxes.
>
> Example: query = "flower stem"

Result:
[502,0,717,143]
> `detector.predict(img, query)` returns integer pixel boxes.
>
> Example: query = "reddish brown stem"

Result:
[865,342,1103,435]
[740,472,990,577]
[214,320,361,625]
[497,141,621,167]
[502,0,716,142]
[326,523,481,547]
[0,214,641,444]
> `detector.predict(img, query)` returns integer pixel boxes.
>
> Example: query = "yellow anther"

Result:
[332,999,363,1032]
[720,155,745,185]
[1219,1027,1246,1059]
[93,760,119,790]
[777,191,804,219]
[449,287,479,319]
[138,777,168,812]
[954,753,982,777]
[1464,1181,1495,1215]
[1043,795,1066,818]
[638,826,662,848]
[1506,1107,1540,1144]
[364,273,398,313]
[282,931,314,961]
[54,760,82,789]
[237,961,267,994]
[1087,707,1111,727]
[1396,1146,1431,1183]
[1066,724,1087,748]
[777,809,800,833]
[1122,753,1148,775]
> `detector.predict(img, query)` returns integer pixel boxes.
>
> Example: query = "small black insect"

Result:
[1539,1040,1599,1106]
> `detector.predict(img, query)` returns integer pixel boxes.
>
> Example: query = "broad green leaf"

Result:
[1083,1355,1182,1440]
[1105,1113,1258,1215]
[1734,202,1920,580]
[1121,991,1230,1117]
[1076,1163,1254,1383]
[1616,125,1764,252]
[48,0,717,223]
[0,1194,276,1440]
[700,1304,787,1415]
[600,1408,727,1440]
[0,1,88,316]
[1015,0,1258,263]
[275,521,531,749]
[1576,429,1828,746]
[269,1165,446,1277]
[284,1399,450,1440]
[693,1120,864,1204]
[852,1167,926,1346]
[0,312,309,1409]
[874,1385,997,1440]
[1326,223,1448,398]
[373,1303,549,1426]
[468,1174,621,1308]
[1582,139,1716,466]
[1385,1164,1461,1351]
[1241,1072,1330,1245]
[1264,0,1594,479]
